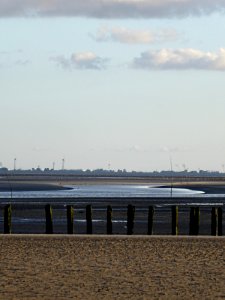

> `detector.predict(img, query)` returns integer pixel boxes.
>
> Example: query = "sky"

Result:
[0,0,225,171]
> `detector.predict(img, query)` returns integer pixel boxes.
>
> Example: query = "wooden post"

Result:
[172,205,178,235]
[218,207,223,236]
[107,205,112,234]
[45,204,53,234]
[86,205,92,234]
[67,205,74,234]
[211,207,218,236]
[4,204,12,234]
[147,206,154,235]
[127,204,135,235]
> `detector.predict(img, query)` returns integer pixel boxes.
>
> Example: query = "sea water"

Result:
[0,184,205,199]
[0,185,224,234]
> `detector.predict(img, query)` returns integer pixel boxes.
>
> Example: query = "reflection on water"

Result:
[0,184,205,199]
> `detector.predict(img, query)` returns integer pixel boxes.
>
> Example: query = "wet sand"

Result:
[0,235,224,299]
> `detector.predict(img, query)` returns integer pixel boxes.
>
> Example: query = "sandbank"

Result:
[0,182,72,191]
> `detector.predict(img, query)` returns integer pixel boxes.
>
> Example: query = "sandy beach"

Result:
[0,235,224,299]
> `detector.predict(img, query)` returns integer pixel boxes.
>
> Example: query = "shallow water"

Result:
[0,185,224,234]
[0,184,205,199]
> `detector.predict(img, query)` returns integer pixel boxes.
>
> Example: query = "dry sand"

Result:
[0,235,224,300]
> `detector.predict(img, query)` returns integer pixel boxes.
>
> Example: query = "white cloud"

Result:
[0,54,30,68]
[132,48,225,70]
[0,50,23,54]
[93,26,178,44]
[128,145,142,152]
[159,146,190,153]
[1,0,225,18]
[15,59,30,66]
[51,52,108,70]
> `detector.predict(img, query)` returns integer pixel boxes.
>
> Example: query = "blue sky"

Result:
[0,1,225,171]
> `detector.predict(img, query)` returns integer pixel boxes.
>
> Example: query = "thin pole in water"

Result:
[170,156,173,198]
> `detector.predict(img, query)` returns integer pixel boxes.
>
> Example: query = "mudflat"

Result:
[1,175,225,193]
[0,235,224,299]
[0,181,71,191]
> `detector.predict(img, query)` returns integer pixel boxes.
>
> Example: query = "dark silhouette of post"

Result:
[86,205,92,234]
[172,205,178,235]
[4,204,12,234]
[67,205,74,234]
[189,207,200,235]
[218,207,223,236]
[211,207,218,236]
[148,206,154,235]
[107,205,112,234]
[127,204,135,235]
[45,204,53,234]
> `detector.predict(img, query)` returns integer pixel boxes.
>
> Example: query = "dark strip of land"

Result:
[0,182,72,192]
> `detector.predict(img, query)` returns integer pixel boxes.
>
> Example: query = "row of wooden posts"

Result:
[3,204,223,236]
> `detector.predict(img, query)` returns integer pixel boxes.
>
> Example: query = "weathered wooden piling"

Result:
[218,207,223,236]
[189,207,200,235]
[211,208,218,236]
[86,205,93,234]
[4,204,12,234]
[107,205,112,234]
[45,204,53,234]
[172,205,178,235]
[67,205,74,234]
[127,204,135,235]
[147,206,154,235]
